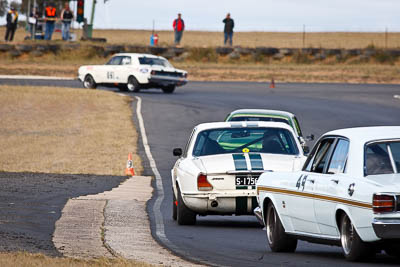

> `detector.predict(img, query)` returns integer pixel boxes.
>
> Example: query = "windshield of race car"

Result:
[139,57,172,67]
[192,127,299,157]
[365,141,400,175]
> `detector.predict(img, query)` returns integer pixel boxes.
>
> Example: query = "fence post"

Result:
[302,24,306,48]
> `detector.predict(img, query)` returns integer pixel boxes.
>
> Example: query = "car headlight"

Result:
[139,68,149,73]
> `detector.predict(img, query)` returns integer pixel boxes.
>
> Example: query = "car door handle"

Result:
[307,179,315,184]
[331,179,339,184]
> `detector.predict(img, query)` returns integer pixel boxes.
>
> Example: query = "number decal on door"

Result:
[107,71,114,79]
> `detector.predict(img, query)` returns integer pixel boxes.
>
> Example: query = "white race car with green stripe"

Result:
[171,121,307,225]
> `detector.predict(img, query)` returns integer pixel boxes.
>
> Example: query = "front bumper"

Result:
[254,207,264,226]
[149,75,187,87]
[372,218,400,239]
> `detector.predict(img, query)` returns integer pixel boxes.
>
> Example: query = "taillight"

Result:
[183,73,188,78]
[151,70,156,75]
[373,194,395,213]
[197,174,212,191]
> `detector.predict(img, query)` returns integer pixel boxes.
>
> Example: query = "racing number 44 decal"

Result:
[296,175,308,191]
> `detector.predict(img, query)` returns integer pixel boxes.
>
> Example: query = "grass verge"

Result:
[2,27,400,48]
[0,85,142,175]
[0,252,152,267]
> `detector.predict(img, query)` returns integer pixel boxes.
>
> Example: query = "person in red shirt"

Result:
[172,13,185,46]
[44,2,57,40]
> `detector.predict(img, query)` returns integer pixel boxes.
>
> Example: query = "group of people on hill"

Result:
[5,7,235,46]
[173,12,235,46]
[4,2,74,42]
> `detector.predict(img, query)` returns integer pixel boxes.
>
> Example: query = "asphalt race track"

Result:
[2,78,400,266]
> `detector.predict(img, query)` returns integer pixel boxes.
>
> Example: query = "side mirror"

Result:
[306,134,315,141]
[173,148,183,157]
[303,146,310,155]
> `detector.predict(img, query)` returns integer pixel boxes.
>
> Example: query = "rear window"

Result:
[192,127,299,157]
[365,141,400,175]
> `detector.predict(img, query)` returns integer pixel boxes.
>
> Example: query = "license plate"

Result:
[235,176,258,186]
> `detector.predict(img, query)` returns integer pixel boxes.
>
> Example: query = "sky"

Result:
[76,0,400,32]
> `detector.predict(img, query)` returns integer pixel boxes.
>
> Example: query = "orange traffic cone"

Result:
[269,78,275,88]
[125,153,135,176]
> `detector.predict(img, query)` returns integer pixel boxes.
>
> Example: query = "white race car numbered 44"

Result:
[78,53,187,93]
[171,121,306,225]
[256,126,400,261]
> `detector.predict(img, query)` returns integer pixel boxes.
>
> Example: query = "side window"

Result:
[365,143,393,175]
[327,139,349,174]
[106,56,122,65]
[304,138,335,173]
[183,129,196,157]
[121,56,131,65]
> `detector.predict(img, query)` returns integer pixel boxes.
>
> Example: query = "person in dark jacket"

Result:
[173,13,185,46]
[44,2,57,40]
[222,13,234,46]
[60,3,74,41]
[5,7,18,42]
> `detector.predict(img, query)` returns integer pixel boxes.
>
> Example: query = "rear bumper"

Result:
[182,191,257,215]
[372,218,400,239]
[149,75,187,87]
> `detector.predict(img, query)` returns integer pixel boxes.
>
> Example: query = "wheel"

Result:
[83,74,97,89]
[177,186,196,225]
[126,76,140,92]
[265,202,297,252]
[172,190,177,221]
[340,213,374,261]
[162,85,175,94]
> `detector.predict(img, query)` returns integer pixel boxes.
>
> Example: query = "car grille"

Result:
[153,70,184,78]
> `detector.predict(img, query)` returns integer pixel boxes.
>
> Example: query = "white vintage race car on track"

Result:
[78,53,187,93]
[171,121,307,225]
[256,126,400,261]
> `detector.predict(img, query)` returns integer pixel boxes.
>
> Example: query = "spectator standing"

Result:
[222,13,234,46]
[173,13,185,46]
[44,2,57,40]
[4,7,18,42]
[60,3,74,41]
[28,7,39,39]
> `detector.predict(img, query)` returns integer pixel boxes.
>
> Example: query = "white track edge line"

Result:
[0,75,75,80]
[134,96,208,265]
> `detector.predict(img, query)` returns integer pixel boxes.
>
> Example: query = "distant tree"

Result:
[0,0,8,17]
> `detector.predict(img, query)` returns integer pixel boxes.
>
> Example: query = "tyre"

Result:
[127,76,140,92]
[384,243,400,258]
[177,186,196,225]
[265,202,297,252]
[83,74,97,89]
[340,213,374,261]
[172,191,177,221]
[162,85,175,94]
